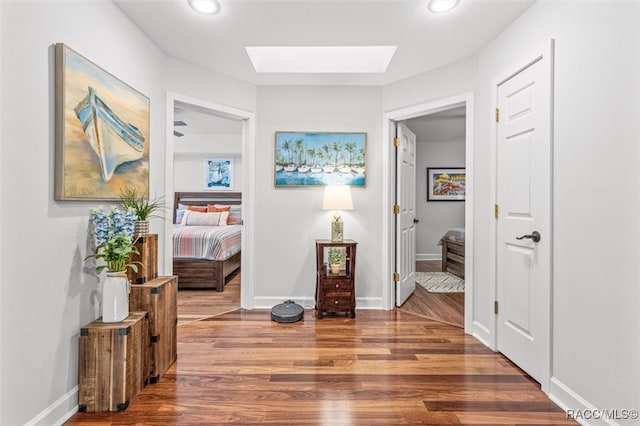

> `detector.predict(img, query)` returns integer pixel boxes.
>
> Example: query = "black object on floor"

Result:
[271,300,304,323]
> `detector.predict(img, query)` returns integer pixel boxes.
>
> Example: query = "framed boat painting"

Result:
[54,43,150,200]
[204,158,234,190]
[427,167,466,201]
[274,131,367,187]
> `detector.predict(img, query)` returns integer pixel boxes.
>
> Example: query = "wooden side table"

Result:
[129,276,178,383]
[315,239,357,319]
[78,312,149,412]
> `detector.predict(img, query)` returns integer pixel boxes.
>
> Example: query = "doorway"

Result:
[382,93,474,333]
[401,106,467,327]
[164,92,256,309]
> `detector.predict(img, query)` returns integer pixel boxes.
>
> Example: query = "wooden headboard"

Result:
[173,192,242,222]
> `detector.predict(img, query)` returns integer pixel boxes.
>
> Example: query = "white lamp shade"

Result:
[322,185,353,211]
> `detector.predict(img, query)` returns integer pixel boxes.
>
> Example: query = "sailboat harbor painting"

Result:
[274,131,367,187]
[54,43,150,200]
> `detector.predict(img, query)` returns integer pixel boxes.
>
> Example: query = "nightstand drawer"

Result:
[320,280,353,293]
[320,296,352,311]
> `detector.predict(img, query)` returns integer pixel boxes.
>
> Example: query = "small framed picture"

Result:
[204,158,234,190]
[427,167,465,201]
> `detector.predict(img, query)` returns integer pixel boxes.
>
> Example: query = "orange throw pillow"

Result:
[187,205,207,212]
[207,205,231,212]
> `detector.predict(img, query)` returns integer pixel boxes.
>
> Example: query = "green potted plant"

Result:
[86,231,142,275]
[119,188,165,236]
[327,247,346,274]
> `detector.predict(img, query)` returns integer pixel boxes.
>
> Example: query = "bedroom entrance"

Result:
[398,107,467,328]
[383,93,474,332]
[165,92,256,316]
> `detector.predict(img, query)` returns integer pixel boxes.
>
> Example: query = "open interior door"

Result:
[395,122,417,306]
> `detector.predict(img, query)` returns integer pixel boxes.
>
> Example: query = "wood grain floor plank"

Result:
[399,260,465,328]
[65,266,575,426]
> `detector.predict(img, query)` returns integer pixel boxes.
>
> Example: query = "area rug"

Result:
[415,272,464,293]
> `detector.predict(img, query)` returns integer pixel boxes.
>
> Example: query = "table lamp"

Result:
[322,185,353,242]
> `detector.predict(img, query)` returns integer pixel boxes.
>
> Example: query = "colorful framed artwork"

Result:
[274,131,367,187]
[54,43,150,200]
[427,167,466,201]
[204,158,234,190]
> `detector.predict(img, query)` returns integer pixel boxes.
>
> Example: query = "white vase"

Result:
[102,272,130,323]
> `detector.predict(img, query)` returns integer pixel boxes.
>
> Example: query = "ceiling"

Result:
[174,102,243,137]
[113,0,535,86]
[406,105,465,142]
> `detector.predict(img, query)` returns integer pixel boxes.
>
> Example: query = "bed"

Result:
[172,192,242,291]
[440,228,465,279]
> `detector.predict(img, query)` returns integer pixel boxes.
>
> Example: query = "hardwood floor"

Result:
[65,265,574,425]
[177,270,241,326]
[399,260,465,328]
[66,309,574,425]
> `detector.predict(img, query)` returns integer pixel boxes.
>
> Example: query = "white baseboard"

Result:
[549,377,621,426]
[471,321,494,350]
[253,296,316,310]
[352,297,383,310]
[253,297,384,310]
[416,253,442,261]
[25,386,78,426]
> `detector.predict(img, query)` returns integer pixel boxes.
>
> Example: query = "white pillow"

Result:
[181,210,229,226]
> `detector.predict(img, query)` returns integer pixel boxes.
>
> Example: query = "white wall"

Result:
[0,0,5,421]
[413,137,465,259]
[255,86,383,309]
[475,0,640,420]
[383,56,477,112]
[174,134,243,192]
[0,1,165,425]
[164,57,257,114]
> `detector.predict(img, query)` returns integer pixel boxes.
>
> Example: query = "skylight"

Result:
[245,46,397,73]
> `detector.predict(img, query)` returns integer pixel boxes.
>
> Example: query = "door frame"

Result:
[164,91,256,308]
[382,93,475,333]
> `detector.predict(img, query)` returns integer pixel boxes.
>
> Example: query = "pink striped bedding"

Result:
[173,224,242,261]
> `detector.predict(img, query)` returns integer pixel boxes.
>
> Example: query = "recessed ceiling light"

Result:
[427,0,460,14]
[245,46,397,74]
[188,0,220,15]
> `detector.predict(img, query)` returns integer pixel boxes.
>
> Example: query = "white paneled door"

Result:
[496,42,553,390]
[395,122,417,306]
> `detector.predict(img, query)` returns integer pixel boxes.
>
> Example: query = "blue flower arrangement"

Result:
[85,207,141,274]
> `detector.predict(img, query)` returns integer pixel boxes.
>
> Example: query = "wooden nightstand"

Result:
[315,239,357,319]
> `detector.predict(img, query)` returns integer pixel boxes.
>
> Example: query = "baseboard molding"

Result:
[352,297,383,310]
[253,297,384,311]
[416,253,442,261]
[549,377,620,426]
[25,386,78,426]
[253,296,316,310]
[471,321,494,350]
